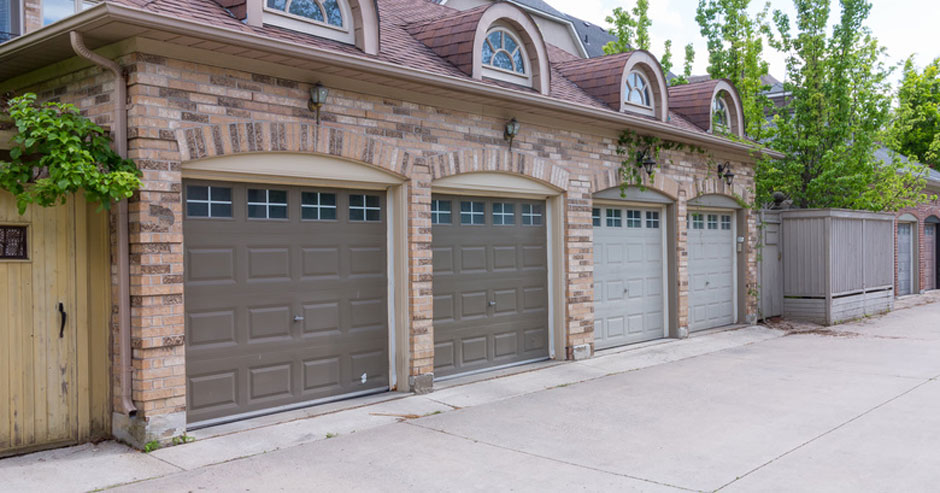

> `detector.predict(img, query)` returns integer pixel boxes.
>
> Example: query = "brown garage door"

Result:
[184,180,389,425]
[431,194,549,378]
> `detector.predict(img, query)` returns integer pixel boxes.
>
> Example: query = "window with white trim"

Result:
[301,192,336,220]
[625,70,652,108]
[592,208,601,227]
[522,203,542,225]
[493,202,515,225]
[713,92,730,131]
[431,199,452,225]
[646,211,660,229]
[460,201,485,225]
[707,214,719,230]
[186,185,232,218]
[263,0,354,44]
[481,26,531,87]
[41,0,97,27]
[606,209,621,227]
[349,194,381,222]
[691,213,704,230]
[626,210,642,228]
[721,215,732,230]
[248,188,288,219]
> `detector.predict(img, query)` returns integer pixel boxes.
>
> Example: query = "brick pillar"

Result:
[408,158,434,392]
[676,188,689,336]
[565,177,594,359]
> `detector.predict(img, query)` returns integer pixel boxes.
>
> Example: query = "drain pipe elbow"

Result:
[69,31,137,417]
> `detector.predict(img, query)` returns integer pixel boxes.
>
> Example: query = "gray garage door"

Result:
[897,223,913,296]
[592,205,665,348]
[184,180,389,425]
[432,194,549,378]
[926,224,937,291]
[688,211,735,331]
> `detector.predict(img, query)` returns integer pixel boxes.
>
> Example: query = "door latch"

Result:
[58,302,67,338]
[488,301,496,307]
[293,315,305,322]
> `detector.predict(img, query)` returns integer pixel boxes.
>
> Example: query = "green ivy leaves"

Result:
[1,93,142,214]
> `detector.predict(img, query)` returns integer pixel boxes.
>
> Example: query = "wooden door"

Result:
[1,193,80,456]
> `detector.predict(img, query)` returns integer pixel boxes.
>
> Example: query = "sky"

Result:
[547,0,940,85]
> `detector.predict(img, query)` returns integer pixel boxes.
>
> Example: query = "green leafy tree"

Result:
[695,0,771,139]
[670,44,697,86]
[888,56,940,166]
[0,93,141,214]
[604,0,695,86]
[760,0,931,211]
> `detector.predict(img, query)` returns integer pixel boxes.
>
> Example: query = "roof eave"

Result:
[0,3,782,160]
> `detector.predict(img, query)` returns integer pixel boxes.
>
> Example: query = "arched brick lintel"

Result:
[425,148,571,192]
[590,166,681,201]
[175,122,416,179]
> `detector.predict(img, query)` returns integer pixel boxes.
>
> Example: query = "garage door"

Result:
[432,195,549,378]
[687,211,735,331]
[926,224,937,291]
[592,205,665,348]
[184,180,389,425]
[897,223,913,296]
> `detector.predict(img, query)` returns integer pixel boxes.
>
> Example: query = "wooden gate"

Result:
[0,192,111,457]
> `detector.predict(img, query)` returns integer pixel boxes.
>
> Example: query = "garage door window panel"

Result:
[707,214,718,230]
[626,210,642,228]
[522,204,542,225]
[431,200,452,225]
[349,194,381,222]
[187,185,233,219]
[606,209,622,227]
[248,188,288,219]
[301,192,337,221]
[460,201,485,225]
[646,211,660,229]
[721,215,732,230]
[493,203,516,225]
[592,208,601,226]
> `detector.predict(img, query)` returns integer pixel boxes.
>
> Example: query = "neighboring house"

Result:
[0,0,774,455]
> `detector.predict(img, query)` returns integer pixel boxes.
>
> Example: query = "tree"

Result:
[604,0,695,86]
[759,0,931,211]
[888,56,940,167]
[695,0,771,139]
[0,93,141,214]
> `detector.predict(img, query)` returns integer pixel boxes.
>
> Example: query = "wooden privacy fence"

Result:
[758,209,895,325]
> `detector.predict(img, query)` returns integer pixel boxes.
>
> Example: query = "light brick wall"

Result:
[6,47,760,428]
[23,0,42,33]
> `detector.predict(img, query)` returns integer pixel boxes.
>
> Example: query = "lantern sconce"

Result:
[636,147,657,177]
[717,162,735,186]
[308,82,329,125]
[504,118,521,150]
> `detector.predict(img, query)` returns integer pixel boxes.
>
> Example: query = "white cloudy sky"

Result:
[549,0,939,84]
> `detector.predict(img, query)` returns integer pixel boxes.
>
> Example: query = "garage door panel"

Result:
[593,206,666,349]
[185,181,389,424]
[433,194,549,377]
[687,211,735,331]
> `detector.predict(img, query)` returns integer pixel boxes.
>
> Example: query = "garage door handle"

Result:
[58,302,67,338]
[293,316,305,322]
[488,301,496,307]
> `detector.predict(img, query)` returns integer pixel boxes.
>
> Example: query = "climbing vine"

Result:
[615,129,712,194]
[0,93,141,214]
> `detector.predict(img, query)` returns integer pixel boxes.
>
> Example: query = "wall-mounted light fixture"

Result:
[308,82,329,125]
[636,147,656,177]
[717,162,735,186]
[504,118,521,150]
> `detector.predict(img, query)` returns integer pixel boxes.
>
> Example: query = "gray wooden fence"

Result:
[758,209,895,325]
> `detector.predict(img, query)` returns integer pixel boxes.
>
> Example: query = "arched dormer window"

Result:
[257,0,379,53]
[712,92,730,131]
[625,70,652,109]
[481,26,530,86]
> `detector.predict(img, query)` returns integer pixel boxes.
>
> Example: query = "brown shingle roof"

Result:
[554,52,633,111]
[668,79,721,132]
[406,5,488,76]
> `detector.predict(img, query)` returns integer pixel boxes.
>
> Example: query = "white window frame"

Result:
[712,94,730,133]
[481,26,533,88]
[721,214,732,230]
[606,208,622,227]
[349,194,381,222]
[646,210,660,229]
[300,191,337,221]
[263,0,355,44]
[626,209,642,228]
[707,214,719,230]
[624,70,654,116]
[691,213,704,230]
[592,207,601,227]
[41,0,96,26]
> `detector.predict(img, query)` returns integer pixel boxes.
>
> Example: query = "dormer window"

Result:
[625,71,652,109]
[264,0,355,44]
[481,26,531,86]
[712,92,730,131]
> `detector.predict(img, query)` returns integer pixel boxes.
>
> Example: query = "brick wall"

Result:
[894,195,940,293]
[6,46,759,438]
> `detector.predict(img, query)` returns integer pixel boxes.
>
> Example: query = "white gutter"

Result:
[0,3,781,159]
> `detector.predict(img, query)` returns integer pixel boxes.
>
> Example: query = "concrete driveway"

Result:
[5,299,940,492]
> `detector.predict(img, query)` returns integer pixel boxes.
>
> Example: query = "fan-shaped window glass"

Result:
[713,94,730,130]
[266,0,343,27]
[625,71,652,108]
[482,28,526,75]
